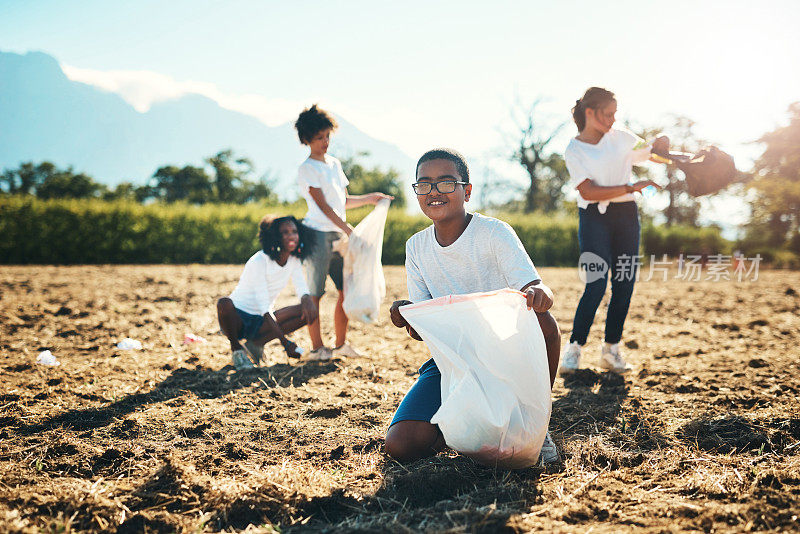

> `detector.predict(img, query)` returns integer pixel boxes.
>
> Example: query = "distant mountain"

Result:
[0,50,414,198]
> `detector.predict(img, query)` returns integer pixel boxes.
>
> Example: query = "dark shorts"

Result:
[390,358,442,427]
[235,307,264,341]
[304,227,344,297]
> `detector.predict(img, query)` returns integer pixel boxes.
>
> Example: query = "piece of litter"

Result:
[183,333,208,344]
[116,338,142,350]
[36,350,60,366]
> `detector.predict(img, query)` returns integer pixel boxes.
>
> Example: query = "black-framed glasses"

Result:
[412,180,468,195]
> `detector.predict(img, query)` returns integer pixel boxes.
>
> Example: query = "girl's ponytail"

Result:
[572,87,615,132]
[572,99,586,131]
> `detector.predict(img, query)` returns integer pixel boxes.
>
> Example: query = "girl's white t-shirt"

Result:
[228,251,309,316]
[564,128,652,212]
[297,155,349,233]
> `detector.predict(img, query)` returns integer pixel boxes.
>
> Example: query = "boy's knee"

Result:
[384,433,413,462]
[385,422,438,463]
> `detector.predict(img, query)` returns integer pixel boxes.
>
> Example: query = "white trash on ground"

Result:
[36,350,60,366]
[338,198,390,323]
[400,288,551,469]
[183,333,208,344]
[116,338,143,350]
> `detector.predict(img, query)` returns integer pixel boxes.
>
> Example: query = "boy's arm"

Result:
[345,191,394,209]
[491,221,554,313]
[308,186,354,236]
[389,242,429,341]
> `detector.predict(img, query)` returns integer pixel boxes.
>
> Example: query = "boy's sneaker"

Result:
[539,431,560,464]
[559,342,582,375]
[231,349,254,370]
[307,347,333,361]
[243,340,263,366]
[332,343,361,358]
[600,342,632,374]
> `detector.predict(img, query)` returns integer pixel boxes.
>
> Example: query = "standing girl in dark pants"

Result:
[560,87,669,374]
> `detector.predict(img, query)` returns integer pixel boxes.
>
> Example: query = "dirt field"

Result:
[1,265,799,533]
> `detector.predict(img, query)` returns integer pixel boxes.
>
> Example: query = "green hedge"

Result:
[0,197,730,266]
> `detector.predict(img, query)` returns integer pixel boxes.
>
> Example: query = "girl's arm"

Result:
[345,192,394,209]
[576,178,661,202]
[308,187,354,236]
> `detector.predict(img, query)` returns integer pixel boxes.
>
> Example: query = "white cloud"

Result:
[60,64,469,159]
[62,64,302,126]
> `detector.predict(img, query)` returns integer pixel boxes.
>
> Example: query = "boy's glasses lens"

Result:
[413,181,460,195]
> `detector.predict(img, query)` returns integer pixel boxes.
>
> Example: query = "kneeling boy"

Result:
[387,148,561,463]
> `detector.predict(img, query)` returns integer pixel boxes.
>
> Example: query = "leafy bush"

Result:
[641,224,731,258]
[1,197,732,266]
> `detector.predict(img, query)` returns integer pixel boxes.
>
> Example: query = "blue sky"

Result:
[2,0,799,227]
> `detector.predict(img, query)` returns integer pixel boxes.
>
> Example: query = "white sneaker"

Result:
[332,343,361,358]
[559,342,581,375]
[306,347,333,361]
[539,431,560,464]
[231,349,254,370]
[600,342,632,374]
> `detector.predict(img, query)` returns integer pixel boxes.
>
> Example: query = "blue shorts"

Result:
[390,358,442,427]
[303,227,344,297]
[235,307,264,341]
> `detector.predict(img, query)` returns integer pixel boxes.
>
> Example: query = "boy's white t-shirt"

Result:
[297,155,349,233]
[405,213,540,303]
[228,251,309,316]
[564,128,652,212]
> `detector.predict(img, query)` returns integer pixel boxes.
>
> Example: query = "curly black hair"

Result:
[294,104,338,145]
[258,215,313,261]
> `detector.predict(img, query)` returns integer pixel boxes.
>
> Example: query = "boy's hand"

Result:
[300,295,318,325]
[390,299,422,341]
[369,192,394,204]
[525,286,553,313]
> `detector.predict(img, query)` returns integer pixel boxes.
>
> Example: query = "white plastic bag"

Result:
[400,288,551,469]
[339,198,390,323]
[116,338,142,350]
[36,350,60,366]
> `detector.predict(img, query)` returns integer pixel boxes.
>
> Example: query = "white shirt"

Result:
[565,128,652,212]
[297,155,349,232]
[405,213,541,303]
[228,251,309,316]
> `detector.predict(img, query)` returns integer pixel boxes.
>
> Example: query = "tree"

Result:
[150,165,214,203]
[102,182,152,202]
[146,150,276,204]
[504,98,568,213]
[206,149,253,203]
[0,161,106,199]
[340,153,406,207]
[36,170,105,199]
[661,116,704,226]
[1,162,57,194]
[745,102,800,251]
[236,172,278,204]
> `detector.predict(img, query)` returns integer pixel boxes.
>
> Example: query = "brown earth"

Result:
[1,265,799,533]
